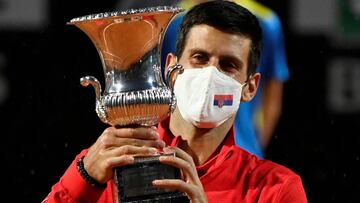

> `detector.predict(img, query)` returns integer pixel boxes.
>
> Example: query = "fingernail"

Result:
[163,147,172,153]
[152,130,159,138]
[157,140,165,148]
[148,147,158,154]
[126,156,134,162]
[159,156,167,161]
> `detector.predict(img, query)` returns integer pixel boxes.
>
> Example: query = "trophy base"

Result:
[114,153,189,203]
[117,192,189,203]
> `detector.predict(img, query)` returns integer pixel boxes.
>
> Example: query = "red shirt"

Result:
[43,119,307,203]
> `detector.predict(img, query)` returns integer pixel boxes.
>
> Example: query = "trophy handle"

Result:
[165,64,183,113]
[80,76,102,100]
[165,64,184,91]
[80,76,108,124]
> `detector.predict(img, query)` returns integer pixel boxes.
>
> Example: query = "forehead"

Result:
[182,24,251,60]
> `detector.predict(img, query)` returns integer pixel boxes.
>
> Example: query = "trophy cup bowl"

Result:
[67,6,188,203]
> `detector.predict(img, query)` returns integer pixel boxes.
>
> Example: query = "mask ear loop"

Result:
[243,74,253,87]
[239,74,252,99]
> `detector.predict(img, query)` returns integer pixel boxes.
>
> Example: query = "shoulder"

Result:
[231,147,307,202]
[229,147,302,187]
[234,146,298,179]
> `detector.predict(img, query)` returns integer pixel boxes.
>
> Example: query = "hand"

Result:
[152,146,208,203]
[83,126,165,184]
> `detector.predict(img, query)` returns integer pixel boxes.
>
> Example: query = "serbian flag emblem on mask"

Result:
[213,95,233,108]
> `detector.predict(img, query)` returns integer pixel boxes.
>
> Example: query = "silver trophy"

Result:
[68,6,187,203]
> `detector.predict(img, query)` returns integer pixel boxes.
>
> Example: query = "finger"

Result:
[110,127,160,140]
[96,132,165,150]
[163,146,194,164]
[158,154,199,184]
[158,155,189,171]
[119,138,165,148]
[84,155,135,183]
[110,145,159,157]
[152,179,188,191]
[161,147,197,173]
[106,155,135,168]
[152,179,195,198]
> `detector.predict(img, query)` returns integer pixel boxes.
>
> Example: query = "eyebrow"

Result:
[188,48,208,56]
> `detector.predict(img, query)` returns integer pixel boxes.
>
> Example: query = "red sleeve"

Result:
[275,175,308,203]
[41,149,106,203]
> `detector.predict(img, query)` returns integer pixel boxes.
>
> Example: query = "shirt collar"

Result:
[157,117,236,174]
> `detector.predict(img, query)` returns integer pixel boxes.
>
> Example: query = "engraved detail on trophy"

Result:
[68,5,187,203]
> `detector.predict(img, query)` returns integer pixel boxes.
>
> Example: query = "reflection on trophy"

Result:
[68,6,188,203]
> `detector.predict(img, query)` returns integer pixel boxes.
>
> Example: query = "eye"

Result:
[219,61,238,74]
[190,53,208,65]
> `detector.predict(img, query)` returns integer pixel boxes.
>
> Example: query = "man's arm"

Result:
[41,150,106,203]
[42,126,165,203]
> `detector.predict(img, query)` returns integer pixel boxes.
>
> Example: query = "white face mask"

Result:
[174,66,246,128]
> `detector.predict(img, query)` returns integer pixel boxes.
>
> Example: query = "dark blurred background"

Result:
[0,0,359,202]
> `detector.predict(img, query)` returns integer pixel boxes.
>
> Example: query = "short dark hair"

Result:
[175,0,262,76]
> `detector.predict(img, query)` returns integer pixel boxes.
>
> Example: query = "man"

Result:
[44,1,307,202]
[162,0,290,158]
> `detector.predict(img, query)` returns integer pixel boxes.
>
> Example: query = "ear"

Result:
[241,73,261,102]
[164,53,178,75]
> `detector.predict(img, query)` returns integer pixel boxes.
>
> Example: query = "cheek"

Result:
[178,57,191,68]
